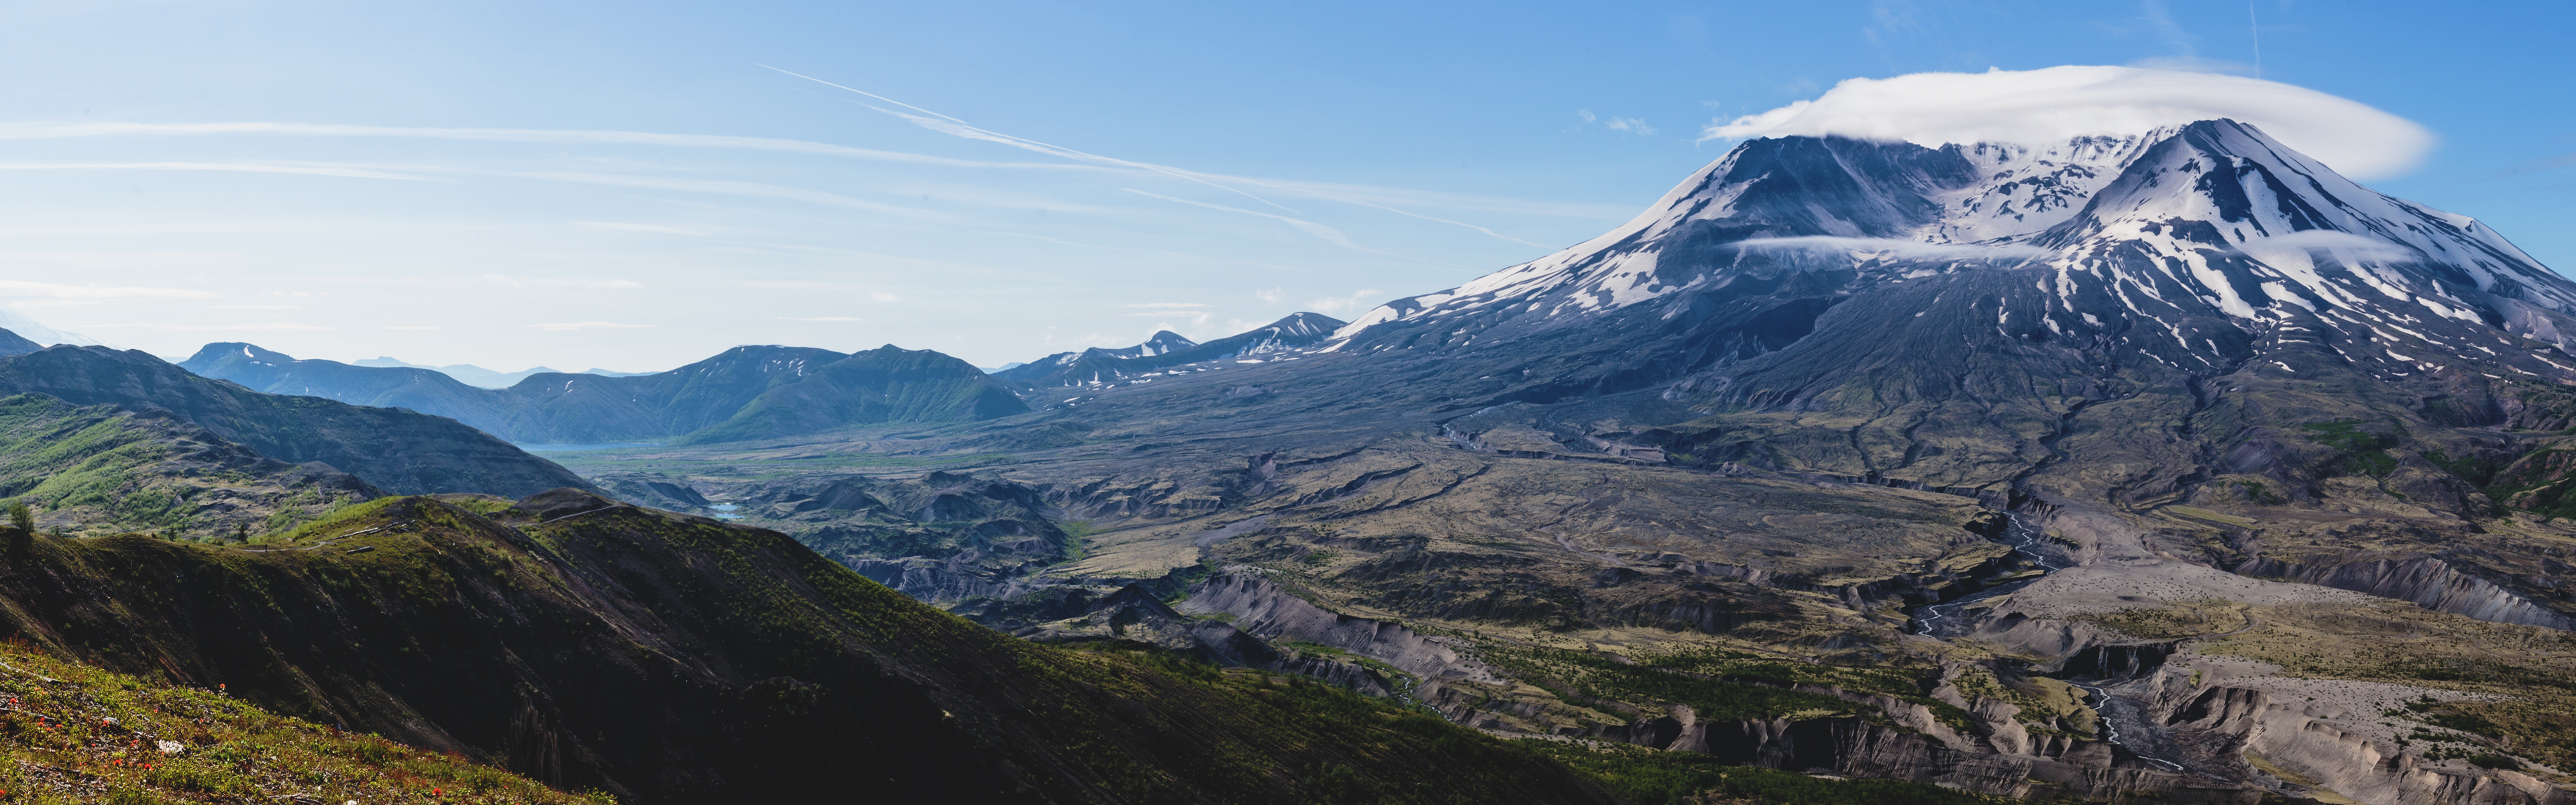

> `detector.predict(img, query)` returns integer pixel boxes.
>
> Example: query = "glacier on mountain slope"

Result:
[1330,119,2576,384]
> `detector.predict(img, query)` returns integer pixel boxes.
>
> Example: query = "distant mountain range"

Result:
[992,312,1344,388]
[353,356,657,388]
[184,341,1029,445]
[0,344,590,502]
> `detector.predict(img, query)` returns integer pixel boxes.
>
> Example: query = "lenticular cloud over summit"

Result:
[1703,65,2435,180]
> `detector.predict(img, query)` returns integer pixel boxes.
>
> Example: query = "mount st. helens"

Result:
[548,119,2576,804]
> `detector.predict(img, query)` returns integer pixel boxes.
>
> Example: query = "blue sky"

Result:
[0,0,2568,371]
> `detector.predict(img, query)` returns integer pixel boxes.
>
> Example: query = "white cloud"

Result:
[1603,117,1656,136]
[1254,286,1284,304]
[481,274,643,290]
[382,325,440,330]
[1581,109,1658,137]
[1126,302,1210,309]
[528,321,654,331]
[1701,66,2435,180]
[212,305,300,310]
[868,291,898,302]
[780,316,859,321]
[0,279,215,301]
[1735,236,2051,260]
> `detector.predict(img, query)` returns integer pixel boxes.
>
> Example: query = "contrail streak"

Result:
[1122,189,1383,256]
[757,64,1545,249]
[1217,176,1550,248]
[759,64,1299,213]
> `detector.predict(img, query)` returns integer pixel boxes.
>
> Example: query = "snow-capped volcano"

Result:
[1331,119,2576,386]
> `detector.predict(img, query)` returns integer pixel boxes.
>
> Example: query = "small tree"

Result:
[233,522,250,545]
[5,500,30,559]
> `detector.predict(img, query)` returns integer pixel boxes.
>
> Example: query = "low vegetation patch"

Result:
[0,639,606,804]
[1481,646,1980,735]
[1520,740,2008,805]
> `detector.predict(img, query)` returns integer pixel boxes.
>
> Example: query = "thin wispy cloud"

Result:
[0,117,1587,249]
[1122,189,1385,256]
[481,274,643,290]
[574,221,711,236]
[759,66,1552,248]
[1125,303,1210,309]
[511,172,954,221]
[1603,117,1654,136]
[780,316,860,321]
[0,121,1093,172]
[382,325,440,330]
[1578,110,1656,137]
[529,321,653,331]
[211,305,301,310]
[760,64,1302,215]
[0,280,215,300]
[90,321,333,331]
[0,161,431,180]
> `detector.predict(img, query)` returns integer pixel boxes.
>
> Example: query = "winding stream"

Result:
[1911,512,2190,771]
[1912,513,2063,639]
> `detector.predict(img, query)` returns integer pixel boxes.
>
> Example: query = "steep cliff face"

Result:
[1181,572,1503,684]
[2131,656,2576,805]
[2238,555,2576,630]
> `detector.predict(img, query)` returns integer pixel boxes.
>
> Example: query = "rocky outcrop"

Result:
[1180,572,1501,683]
[1591,704,2253,803]
[847,557,1051,604]
[2237,555,2576,630]
[2127,658,2576,805]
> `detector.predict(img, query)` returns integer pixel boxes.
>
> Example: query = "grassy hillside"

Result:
[0,347,590,498]
[0,394,378,539]
[0,639,604,804]
[677,345,1029,445]
[0,491,1618,804]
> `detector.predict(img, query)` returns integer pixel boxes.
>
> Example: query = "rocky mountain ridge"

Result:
[184,341,1028,445]
[994,313,1347,389]
[0,344,588,500]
